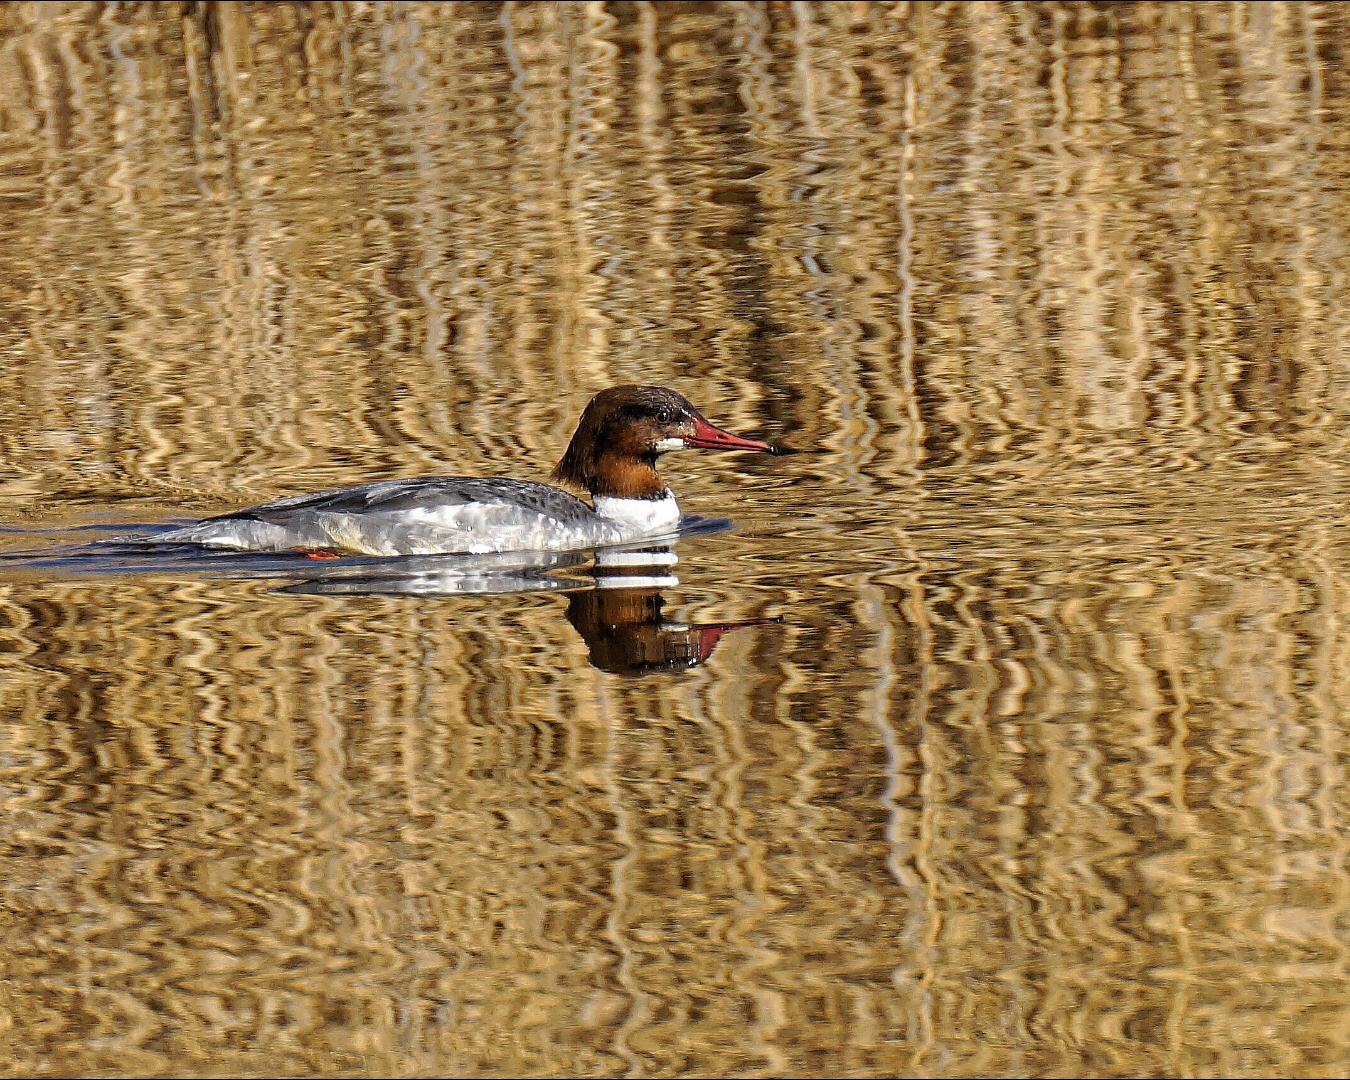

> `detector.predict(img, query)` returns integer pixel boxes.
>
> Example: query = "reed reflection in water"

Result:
[5,1,1350,1076]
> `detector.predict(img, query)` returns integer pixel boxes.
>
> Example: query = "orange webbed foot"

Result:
[291,547,343,560]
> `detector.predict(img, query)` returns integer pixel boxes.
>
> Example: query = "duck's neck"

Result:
[590,452,667,501]
[585,454,681,534]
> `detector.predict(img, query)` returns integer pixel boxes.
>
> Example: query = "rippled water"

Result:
[4,2,1350,1076]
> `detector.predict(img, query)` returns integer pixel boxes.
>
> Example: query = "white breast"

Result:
[591,493,681,537]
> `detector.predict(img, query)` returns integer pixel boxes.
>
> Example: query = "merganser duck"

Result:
[149,386,776,557]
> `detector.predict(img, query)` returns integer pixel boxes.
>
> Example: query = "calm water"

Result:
[4,2,1350,1076]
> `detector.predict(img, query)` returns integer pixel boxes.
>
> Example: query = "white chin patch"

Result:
[653,437,687,452]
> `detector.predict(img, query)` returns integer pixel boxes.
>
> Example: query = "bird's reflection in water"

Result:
[0,524,776,677]
[566,549,775,676]
[281,546,775,676]
[274,548,590,596]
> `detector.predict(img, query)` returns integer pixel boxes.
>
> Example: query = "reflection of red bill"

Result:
[696,619,781,665]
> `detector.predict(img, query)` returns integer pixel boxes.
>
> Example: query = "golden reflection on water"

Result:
[5,1,1350,1075]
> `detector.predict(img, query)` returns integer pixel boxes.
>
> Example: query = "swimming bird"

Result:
[149,385,776,557]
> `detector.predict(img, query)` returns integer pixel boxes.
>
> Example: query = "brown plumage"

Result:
[551,385,767,499]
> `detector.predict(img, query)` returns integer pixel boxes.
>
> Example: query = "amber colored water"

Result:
[4,2,1350,1076]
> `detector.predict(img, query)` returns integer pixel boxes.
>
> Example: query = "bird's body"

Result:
[147,386,772,557]
[156,476,678,556]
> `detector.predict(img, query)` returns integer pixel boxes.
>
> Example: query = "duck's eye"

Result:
[656,406,675,424]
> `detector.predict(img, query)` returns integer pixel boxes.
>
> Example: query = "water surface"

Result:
[4,2,1350,1076]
